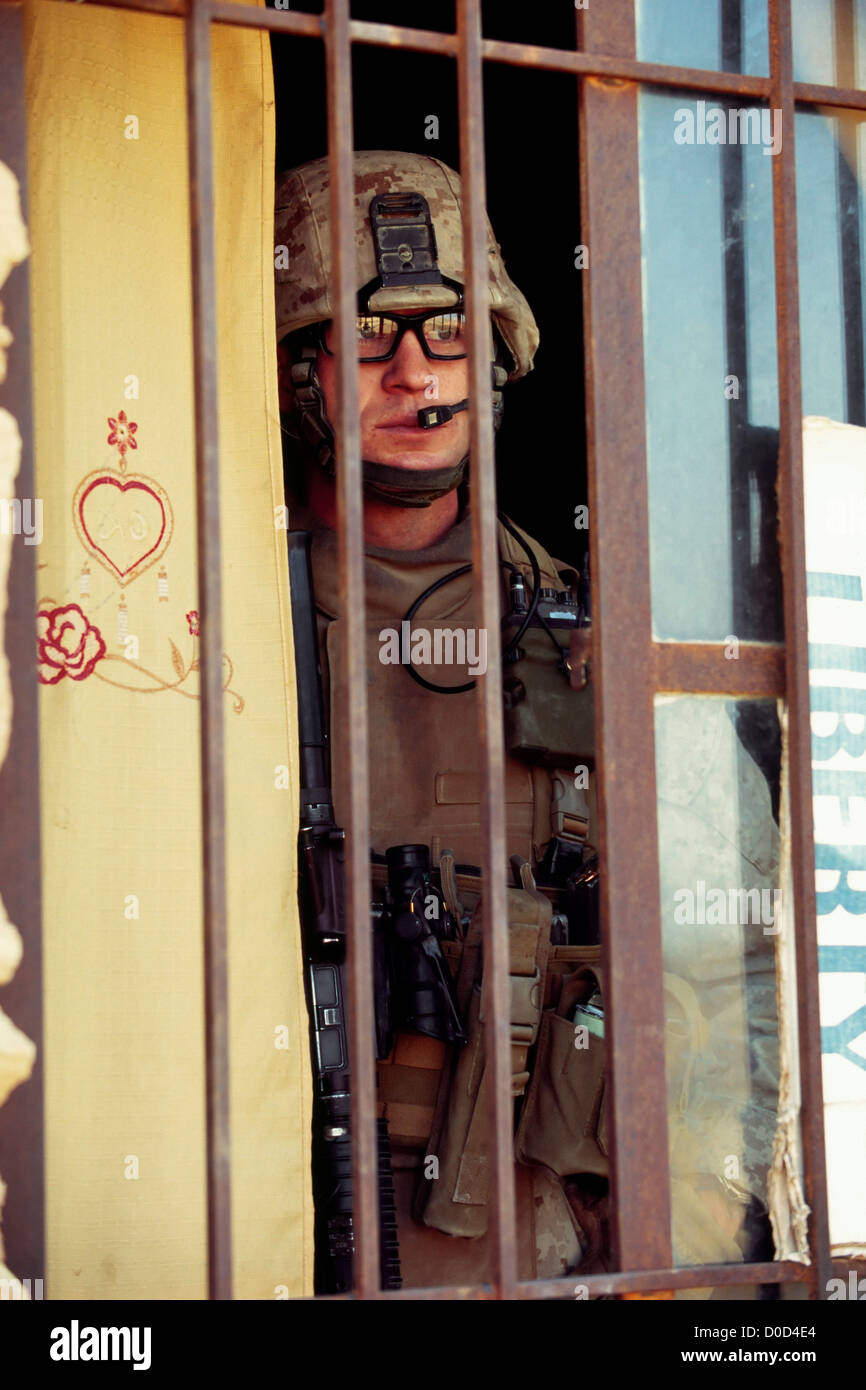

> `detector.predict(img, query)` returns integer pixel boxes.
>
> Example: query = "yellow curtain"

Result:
[25,0,312,1298]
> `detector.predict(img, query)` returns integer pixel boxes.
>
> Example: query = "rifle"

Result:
[286,530,401,1294]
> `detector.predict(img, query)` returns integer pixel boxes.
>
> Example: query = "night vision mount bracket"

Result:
[369,190,454,291]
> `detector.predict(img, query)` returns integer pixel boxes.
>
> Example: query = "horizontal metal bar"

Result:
[654,642,785,695]
[480,39,772,94]
[53,0,189,15]
[347,17,456,56]
[48,0,866,113]
[210,1,323,38]
[515,1261,810,1298]
[216,7,775,98]
[794,81,866,111]
[310,1259,811,1300]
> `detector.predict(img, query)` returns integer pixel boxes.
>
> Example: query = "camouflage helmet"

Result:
[274,150,539,380]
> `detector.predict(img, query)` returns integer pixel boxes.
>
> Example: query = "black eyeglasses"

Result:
[320,308,467,362]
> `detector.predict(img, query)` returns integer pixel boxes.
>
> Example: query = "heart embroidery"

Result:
[73,469,174,585]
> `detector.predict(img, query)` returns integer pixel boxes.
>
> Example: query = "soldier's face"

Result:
[316,310,471,472]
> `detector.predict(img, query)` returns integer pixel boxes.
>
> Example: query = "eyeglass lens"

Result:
[325,312,466,360]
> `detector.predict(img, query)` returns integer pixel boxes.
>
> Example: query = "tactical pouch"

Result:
[418,885,552,1238]
[515,960,709,1181]
[503,628,595,768]
[515,964,608,1178]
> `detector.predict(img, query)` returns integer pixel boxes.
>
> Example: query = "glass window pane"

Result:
[792,0,866,88]
[655,696,782,1273]
[792,0,835,84]
[639,88,782,641]
[636,0,769,77]
[797,109,866,426]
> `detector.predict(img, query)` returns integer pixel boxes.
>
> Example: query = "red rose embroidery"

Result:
[37,603,106,684]
[186,610,200,636]
[106,410,138,457]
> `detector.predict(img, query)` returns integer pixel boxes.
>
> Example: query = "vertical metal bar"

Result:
[455,0,516,1300]
[323,0,379,1301]
[0,0,44,1292]
[577,0,674,1277]
[768,0,832,1298]
[185,0,233,1301]
[720,16,786,1274]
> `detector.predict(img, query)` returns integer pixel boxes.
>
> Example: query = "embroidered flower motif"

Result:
[106,410,138,457]
[37,603,106,684]
[186,610,200,636]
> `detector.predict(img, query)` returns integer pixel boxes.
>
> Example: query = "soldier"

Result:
[274,151,777,1294]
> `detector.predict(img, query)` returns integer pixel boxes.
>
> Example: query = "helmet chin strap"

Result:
[289,344,506,510]
[360,455,469,508]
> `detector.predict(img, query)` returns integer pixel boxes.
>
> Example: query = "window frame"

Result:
[0,0,847,1300]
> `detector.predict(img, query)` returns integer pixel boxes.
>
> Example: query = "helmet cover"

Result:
[274,150,539,380]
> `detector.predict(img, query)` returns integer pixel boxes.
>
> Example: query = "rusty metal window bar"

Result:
[5,0,855,1300]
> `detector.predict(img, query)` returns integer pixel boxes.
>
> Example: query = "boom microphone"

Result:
[416,399,468,430]
[416,365,508,430]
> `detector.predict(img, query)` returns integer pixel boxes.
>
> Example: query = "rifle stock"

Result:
[287,530,400,1294]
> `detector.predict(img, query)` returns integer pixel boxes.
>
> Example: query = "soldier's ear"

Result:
[277,338,293,412]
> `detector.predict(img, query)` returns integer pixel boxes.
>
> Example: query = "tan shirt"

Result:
[289,495,580,872]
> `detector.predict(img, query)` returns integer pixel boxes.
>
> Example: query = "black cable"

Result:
[397,512,568,695]
[496,512,542,656]
[536,609,570,672]
[401,561,487,694]
[401,563,475,695]
[499,513,574,668]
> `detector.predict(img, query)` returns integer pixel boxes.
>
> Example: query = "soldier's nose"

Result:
[381,328,432,390]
